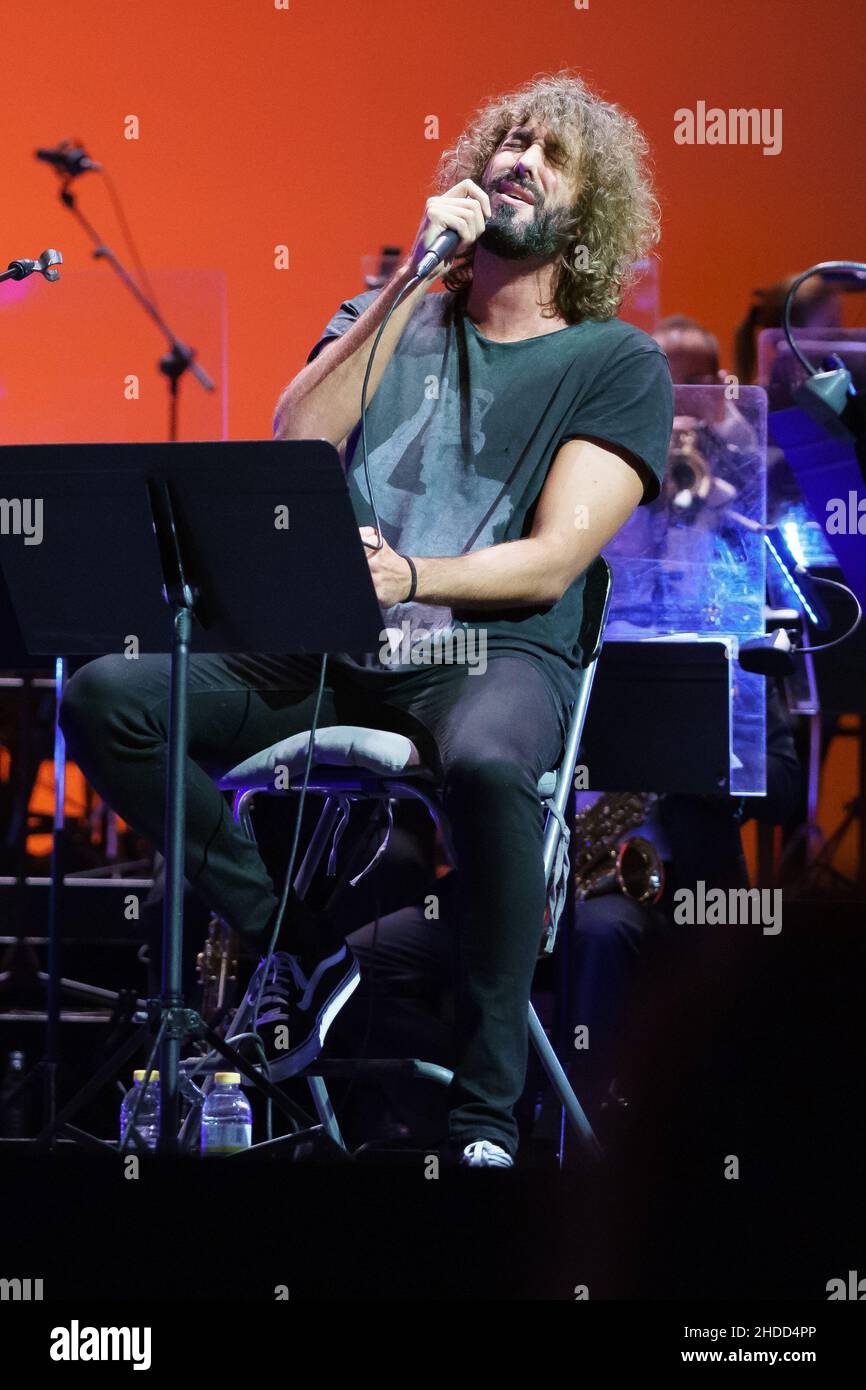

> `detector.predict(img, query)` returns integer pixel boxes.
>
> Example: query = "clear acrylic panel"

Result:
[619,257,659,333]
[757,326,866,407]
[603,384,769,794]
[0,269,227,443]
[605,384,766,638]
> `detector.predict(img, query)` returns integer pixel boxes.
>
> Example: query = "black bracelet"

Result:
[401,554,417,603]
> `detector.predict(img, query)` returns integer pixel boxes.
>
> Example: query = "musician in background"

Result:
[732,274,841,385]
[563,681,801,1132]
[652,313,757,452]
[651,314,719,385]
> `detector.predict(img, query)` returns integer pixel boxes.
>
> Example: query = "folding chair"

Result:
[217,555,612,1163]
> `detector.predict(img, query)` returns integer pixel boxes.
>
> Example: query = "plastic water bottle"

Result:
[0,1050,29,1139]
[120,1069,161,1150]
[201,1072,252,1156]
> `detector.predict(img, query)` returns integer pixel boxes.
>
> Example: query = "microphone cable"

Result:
[358,269,427,553]
[235,260,435,1133]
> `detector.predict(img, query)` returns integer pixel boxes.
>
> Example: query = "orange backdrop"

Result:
[2,0,864,440]
[2,0,864,872]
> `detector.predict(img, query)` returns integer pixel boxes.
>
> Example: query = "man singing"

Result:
[60,71,673,1167]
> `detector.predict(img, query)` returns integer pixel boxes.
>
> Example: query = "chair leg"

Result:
[384,780,456,868]
[306,1074,347,1150]
[235,790,346,902]
[234,788,257,841]
[527,1003,602,1164]
[293,796,346,900]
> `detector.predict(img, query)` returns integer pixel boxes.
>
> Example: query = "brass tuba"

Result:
[573,792,665,906]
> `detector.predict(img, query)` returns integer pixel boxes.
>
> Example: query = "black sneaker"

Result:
[230,946,360,1081]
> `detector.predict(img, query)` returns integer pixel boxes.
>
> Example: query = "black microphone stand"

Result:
[28,158,213,1139]
[56,178,215,440]
[47,170,216,1135]
[0,251,73,1140]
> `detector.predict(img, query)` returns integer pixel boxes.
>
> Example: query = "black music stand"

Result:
[0,440,383,1152]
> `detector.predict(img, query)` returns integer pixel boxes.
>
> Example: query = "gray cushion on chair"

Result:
[218,724,424,791]
[218,722,561,797]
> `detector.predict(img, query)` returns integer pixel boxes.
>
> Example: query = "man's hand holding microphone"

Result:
[408,178,492,281]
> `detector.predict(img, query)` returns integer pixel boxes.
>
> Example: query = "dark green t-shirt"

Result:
[306,287,673,714]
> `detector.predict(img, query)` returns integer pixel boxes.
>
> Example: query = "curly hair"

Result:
[434,70,660,323]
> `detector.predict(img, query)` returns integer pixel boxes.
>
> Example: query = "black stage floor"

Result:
[1,904,863,1304]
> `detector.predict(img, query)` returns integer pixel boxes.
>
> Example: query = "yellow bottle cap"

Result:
[214,1072,241,1085]
[132,1069,159,1082]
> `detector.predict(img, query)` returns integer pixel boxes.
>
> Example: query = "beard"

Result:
[478,193,575,262]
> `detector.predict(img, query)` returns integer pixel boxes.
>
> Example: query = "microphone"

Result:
[35,142,102,177]
[738,628,796,676]
[414,191,499,280]
[415,217,491,281]
[415,228,462,281]
[4,248,63,282]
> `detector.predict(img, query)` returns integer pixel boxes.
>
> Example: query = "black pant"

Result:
[59,650,565,1155]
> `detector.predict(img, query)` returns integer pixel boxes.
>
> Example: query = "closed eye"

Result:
[500,131,568,169]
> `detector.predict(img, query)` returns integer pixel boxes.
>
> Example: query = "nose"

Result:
[512,149,543,189]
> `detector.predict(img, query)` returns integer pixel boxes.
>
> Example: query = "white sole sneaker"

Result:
[460,1140,514,1168]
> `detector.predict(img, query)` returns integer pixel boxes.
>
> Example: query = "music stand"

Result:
[0,439,383,1152]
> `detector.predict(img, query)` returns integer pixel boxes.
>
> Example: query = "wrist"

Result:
[395,257,430,292]
[400,554,418,603]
